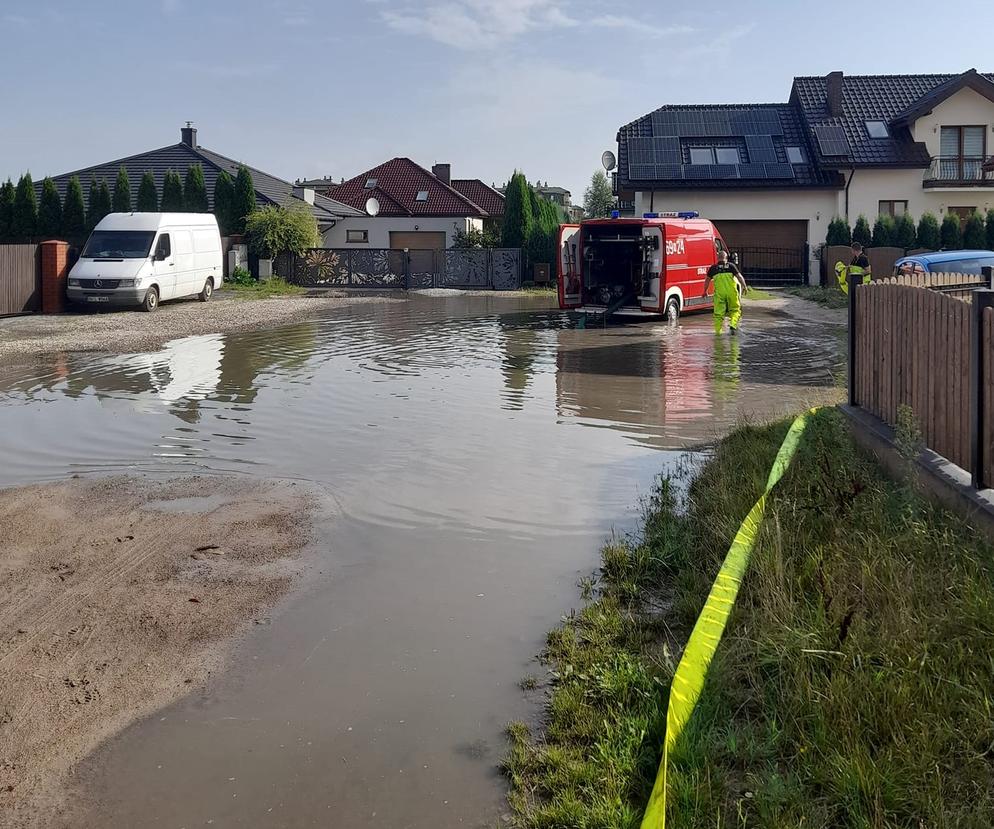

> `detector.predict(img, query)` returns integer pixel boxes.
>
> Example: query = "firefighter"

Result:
[839,242,872,293]
[703,251,748,334]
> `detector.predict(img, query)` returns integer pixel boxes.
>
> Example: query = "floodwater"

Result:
[0,295,844,828]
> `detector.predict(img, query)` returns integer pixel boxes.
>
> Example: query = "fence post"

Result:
[970,289,994,488]
[984,265,994,291]
[848,271,858,405]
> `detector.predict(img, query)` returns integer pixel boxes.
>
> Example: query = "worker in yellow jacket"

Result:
[703,251,748,334]
[836,242,872,294]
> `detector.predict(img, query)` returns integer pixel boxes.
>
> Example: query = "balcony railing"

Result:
[923,155,994,187]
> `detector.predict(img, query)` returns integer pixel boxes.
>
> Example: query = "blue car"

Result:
[893,250,994,276]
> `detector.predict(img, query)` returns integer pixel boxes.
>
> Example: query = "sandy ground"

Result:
[0,292,401,361]
[759,292,848,326]
[0,475,318,828]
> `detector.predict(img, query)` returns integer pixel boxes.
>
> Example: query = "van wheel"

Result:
[141,287,159,312]
[665,296,680,322]
[199,278,213,302]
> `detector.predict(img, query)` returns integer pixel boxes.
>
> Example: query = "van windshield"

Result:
[81,231,156,259]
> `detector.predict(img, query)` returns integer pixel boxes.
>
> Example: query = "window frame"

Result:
[865,120,890,139]
[346,229,370,244]
[689,147,716,165]
[715,147,740,165]
[878,200,908,218]
[939,126,987,180]
[948,206,978,223]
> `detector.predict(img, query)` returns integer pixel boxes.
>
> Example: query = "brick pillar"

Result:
[40,240,69,314]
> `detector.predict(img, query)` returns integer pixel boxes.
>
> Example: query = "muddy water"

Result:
[0,295,844,827]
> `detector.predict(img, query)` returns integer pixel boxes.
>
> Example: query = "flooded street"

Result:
[0,295,844,827]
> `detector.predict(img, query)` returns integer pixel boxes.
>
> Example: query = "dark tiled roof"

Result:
[324,158,490,218]
[790,71,994,167]
[616,103,842,191]
[451,179,505,217]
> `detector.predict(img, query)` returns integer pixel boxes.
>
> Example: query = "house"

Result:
[41,124,362,233]
[616,69,994,276]
[314,159,504,249]
[535,183,571,207]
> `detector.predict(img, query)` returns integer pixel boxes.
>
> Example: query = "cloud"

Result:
[589,15,693,38]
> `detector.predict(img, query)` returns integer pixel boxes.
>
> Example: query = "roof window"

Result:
[786,146,805,164]
[364,178,377,189]
[865,120,889,139]
[416,190,429,201]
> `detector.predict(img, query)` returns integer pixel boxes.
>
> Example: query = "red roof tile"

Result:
[451,179,505,218]
[324,158,490,218]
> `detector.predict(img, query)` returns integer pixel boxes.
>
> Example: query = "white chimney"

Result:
[293,186,315,205]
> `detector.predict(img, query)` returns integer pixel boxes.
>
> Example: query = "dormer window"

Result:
[865,120,889,139]
[364,178,377,189]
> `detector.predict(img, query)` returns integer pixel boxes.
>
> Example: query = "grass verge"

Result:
[781,285,848,309]
[504,408,994,827]
[744,287,777,301]
[223,276,304,298]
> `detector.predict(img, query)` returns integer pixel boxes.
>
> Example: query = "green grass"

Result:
[505,409,994,828]
[223,276,304,297]
[781,285,848,309]
[744,287,777,301]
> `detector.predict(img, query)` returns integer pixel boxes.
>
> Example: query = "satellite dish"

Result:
[365,197,380,217]
[601,150,617,172]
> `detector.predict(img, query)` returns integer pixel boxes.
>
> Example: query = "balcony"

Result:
[923,155,994,187]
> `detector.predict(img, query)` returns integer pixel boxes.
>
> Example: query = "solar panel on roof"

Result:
[763,163,795,179]
[655,164,683,180]
[730,110,783,136]
[627,163,656,180]
[813,125,850,156]
[745,135,777,163]
[736,163,768,179]
[628,136,681,167]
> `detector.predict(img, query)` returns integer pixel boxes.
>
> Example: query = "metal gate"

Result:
[732,246,808,287]
[0,244,40,316]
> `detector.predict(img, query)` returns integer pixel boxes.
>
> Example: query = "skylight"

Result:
[364,178,377,189]
[786,146,805,164]
[865,120,889,139]
[416,190,429,201]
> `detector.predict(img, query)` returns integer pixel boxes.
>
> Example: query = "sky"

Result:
[2,0,993,201]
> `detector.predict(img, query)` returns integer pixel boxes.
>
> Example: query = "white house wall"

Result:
[846,167,994,224]
[910,87,994,156]
[321,217,483,248]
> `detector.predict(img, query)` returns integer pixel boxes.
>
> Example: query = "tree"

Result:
[243,204,319,259]
[940,213,962,249]
[963,210,987,249]
[825,216,851,246]
[987,209,994,251]
[112,166,131,212]
[12,173,38,240]
[160,170,185,211]
[38,177,62,238]
[232,165,256,234]
[87,178,112,230]
[872,214,895,247]
[0,179,14,240]
[894,212,916,250]
[184,164,209,212]
[916,212,940,250]
[62,175,86,238]
[583,170,614,218]
[852,215,872,247]
[527,197,560,267]
[136,171,158,211]
[501,171,534,250]
[453,227,500,248]
[213,170,235,235]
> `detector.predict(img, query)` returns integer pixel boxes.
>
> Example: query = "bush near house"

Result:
[213,170,236,236]
[112,167,131,213]
[987,209,994,250]
[453,227,500,248]
[38,177,62,238]
[136,171,158,212]
[583,169,615,218]
[502,171,534,251]
[184,164,209,212]
[871,213,895,247]
[160,170,185,212]
[916,212,941,250]
[62,176,86,238]
[940,213,962,249]
[12,173,38,241]
[87,179,112,231]
[232,166,256,235]
[244,204,319,260]
[0,179,14,240]
[825,216,851,245]
[963,210,987,249]
[894,212,916,250]
[852,215,872,247]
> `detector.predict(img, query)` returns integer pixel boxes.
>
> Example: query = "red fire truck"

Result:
[557,211,735,321]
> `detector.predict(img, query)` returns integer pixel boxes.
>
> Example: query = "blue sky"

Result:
[2,0,992,200]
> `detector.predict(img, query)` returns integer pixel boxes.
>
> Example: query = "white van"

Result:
[68,213,223,312]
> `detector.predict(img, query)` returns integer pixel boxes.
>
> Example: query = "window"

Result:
[82,230,156,259]
[715,148,739,164]
[364,178,377,189]
[714,238,727,255]
[346,229,369,243]
[689,147,715,165]
[416,190,429,201]
[878,200,908,217]
[154,233,170,260]
[939,126,987,180]
[865,120,889,139]
[949,206,977,223]
[786,146,805,164]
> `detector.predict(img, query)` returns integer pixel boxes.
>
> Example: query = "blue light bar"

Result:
[643,212,659,219]
[610,210,620,218]
[678,210,699,219]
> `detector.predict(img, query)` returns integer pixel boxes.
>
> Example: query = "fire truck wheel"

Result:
[665,296,681,322]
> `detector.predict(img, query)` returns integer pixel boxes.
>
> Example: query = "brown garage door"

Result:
[713,219,807,250]
[389,231,446,251]
[714,220,809,286]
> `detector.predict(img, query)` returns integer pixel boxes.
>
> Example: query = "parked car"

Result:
[893,250,994,277]
[68,213,223,312]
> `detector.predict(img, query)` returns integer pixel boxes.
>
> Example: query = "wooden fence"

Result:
[849,269,994,487]
[0,244,40,316]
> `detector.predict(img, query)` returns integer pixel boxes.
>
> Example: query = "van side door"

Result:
[170,230,196,297]
[150,233,176,300]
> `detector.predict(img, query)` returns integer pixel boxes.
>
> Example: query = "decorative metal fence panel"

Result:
[284,247,521,290]
[733,246,807,286]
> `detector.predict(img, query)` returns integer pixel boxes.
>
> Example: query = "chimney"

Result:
[826,71,844,117]
[293,186,315,205]
[432,163,451,185]
[181,122,198,148]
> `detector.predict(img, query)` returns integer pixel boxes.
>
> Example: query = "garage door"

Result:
[389,231,446,251]
[713,219,807,250]
[714,220,808,286]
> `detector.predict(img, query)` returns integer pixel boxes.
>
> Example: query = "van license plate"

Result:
[86,296,110,303]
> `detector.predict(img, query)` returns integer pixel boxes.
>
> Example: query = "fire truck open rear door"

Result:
[557,224,581,309]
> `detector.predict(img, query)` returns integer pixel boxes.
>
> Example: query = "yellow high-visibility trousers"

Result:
[713,276,741,333]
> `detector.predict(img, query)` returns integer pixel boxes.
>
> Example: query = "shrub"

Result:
[452,226,500,248]
[527,196,560,266]
[136,171,158,211]
[894,212,917,249]
[229,265,254,285]
[987,209,994,250]
[112,166,131,212]
[87,178,112,230]
[963,210,987,249]
[0,179,14,240]
[501,171,533,250]
[183,164,209,212]
[825,216,851,245]
[38,177,62,238]
[872,213,896,247]
[244,204,319,259]
[852,214,872,246]
[916,212,940,250]
[940,213,962,249]
[213,170,235,235]
[233,165,256,234]
[12,173,38,240]
[160,170,185,211]
[62,176,86,238]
